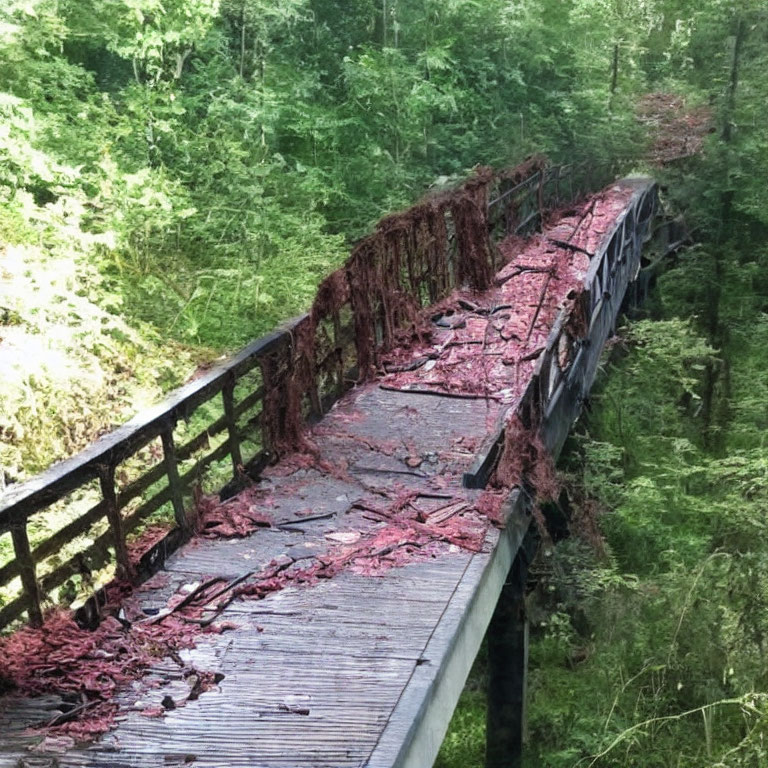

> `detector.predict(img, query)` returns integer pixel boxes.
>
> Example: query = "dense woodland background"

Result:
[1,0,767,765]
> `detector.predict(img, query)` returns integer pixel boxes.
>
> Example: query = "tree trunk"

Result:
[720,18,746,241]
[610,43,619,94]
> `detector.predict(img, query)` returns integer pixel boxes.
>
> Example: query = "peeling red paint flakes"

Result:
[197,493,274,538]
[138,705,166,718]
[379,183,633,409]
[126,524,174,564]
[638,92,712,165]
[0,608,203,740]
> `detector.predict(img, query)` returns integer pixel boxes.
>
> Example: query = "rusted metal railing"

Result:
[463,175,659,489]
[527,176,658,439]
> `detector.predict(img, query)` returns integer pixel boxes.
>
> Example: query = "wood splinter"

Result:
[43,696,98,728]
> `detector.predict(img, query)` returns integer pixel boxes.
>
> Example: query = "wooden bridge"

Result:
[0,161,658,768]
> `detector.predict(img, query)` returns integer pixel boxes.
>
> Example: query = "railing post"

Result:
[222,374,243,477]
[536,170,544,225]
[309,382,323,420]
[161,423,195,533]
[98,463,134,580]
[504,190,513,237]
[333,309,345,398]
[11,523,43,627]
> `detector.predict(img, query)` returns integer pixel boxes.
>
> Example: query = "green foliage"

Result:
[520,187,768,766]
[0,0,657,353]
[2,0,768,762]
[589,319,716,467]
[435,689,486,768]
[440,2,768,753]
[523,308,768,765]
[0,0,660,483]
[0,242,193,482]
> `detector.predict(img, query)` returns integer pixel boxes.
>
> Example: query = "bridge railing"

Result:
[520,178,659,449]
[463,175,659,490]
[0,158,625,631]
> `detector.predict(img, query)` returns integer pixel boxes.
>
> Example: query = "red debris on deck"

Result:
[197,492,275,538]
[379,184,633,404]
[0,597,201,739]
[0,178,637,743]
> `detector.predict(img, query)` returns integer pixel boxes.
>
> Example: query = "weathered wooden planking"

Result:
[0,163,634,633]
[365,494,529,768]
[40,562,473,768]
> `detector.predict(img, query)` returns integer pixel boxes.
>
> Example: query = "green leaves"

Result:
[522,189,768,767]
[62,0,221,83]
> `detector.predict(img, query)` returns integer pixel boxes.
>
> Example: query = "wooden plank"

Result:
[31,499,108,567]
[4,396,270,620]
[0,499,107,604]
[332,308,345,397]
[161,426,191,532]
[47,560,469,767]
[365,492,531,768]
[583,179,653,291]
[462,407,512,489]
[0,550,19,588]
[0,173,656,768]
[31,493,188,614]
[486,529,537,768]
[487,171,541,210]
[117,457,170,512]
[98,464,133,580]
[0,592,28,629]
[222,374,243,475]
[232,385,265,422]
[118,387,263,510]
[127,438,232,525]
[38,531,114,600]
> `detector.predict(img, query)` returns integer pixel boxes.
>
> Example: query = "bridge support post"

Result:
[486,531,536,768]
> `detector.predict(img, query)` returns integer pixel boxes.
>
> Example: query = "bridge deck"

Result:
[0,179,651,768]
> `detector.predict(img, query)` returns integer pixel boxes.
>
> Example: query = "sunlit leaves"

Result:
[61,0,221,83]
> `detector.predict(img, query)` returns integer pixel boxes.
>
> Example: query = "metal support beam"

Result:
[486,530,537,768]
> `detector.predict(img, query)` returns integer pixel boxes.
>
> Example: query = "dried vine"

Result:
[260,159,548,456]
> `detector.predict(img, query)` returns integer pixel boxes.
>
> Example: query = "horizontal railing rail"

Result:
[0,157,633,631]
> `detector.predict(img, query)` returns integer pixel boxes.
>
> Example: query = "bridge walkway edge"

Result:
[0,177,658,768]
